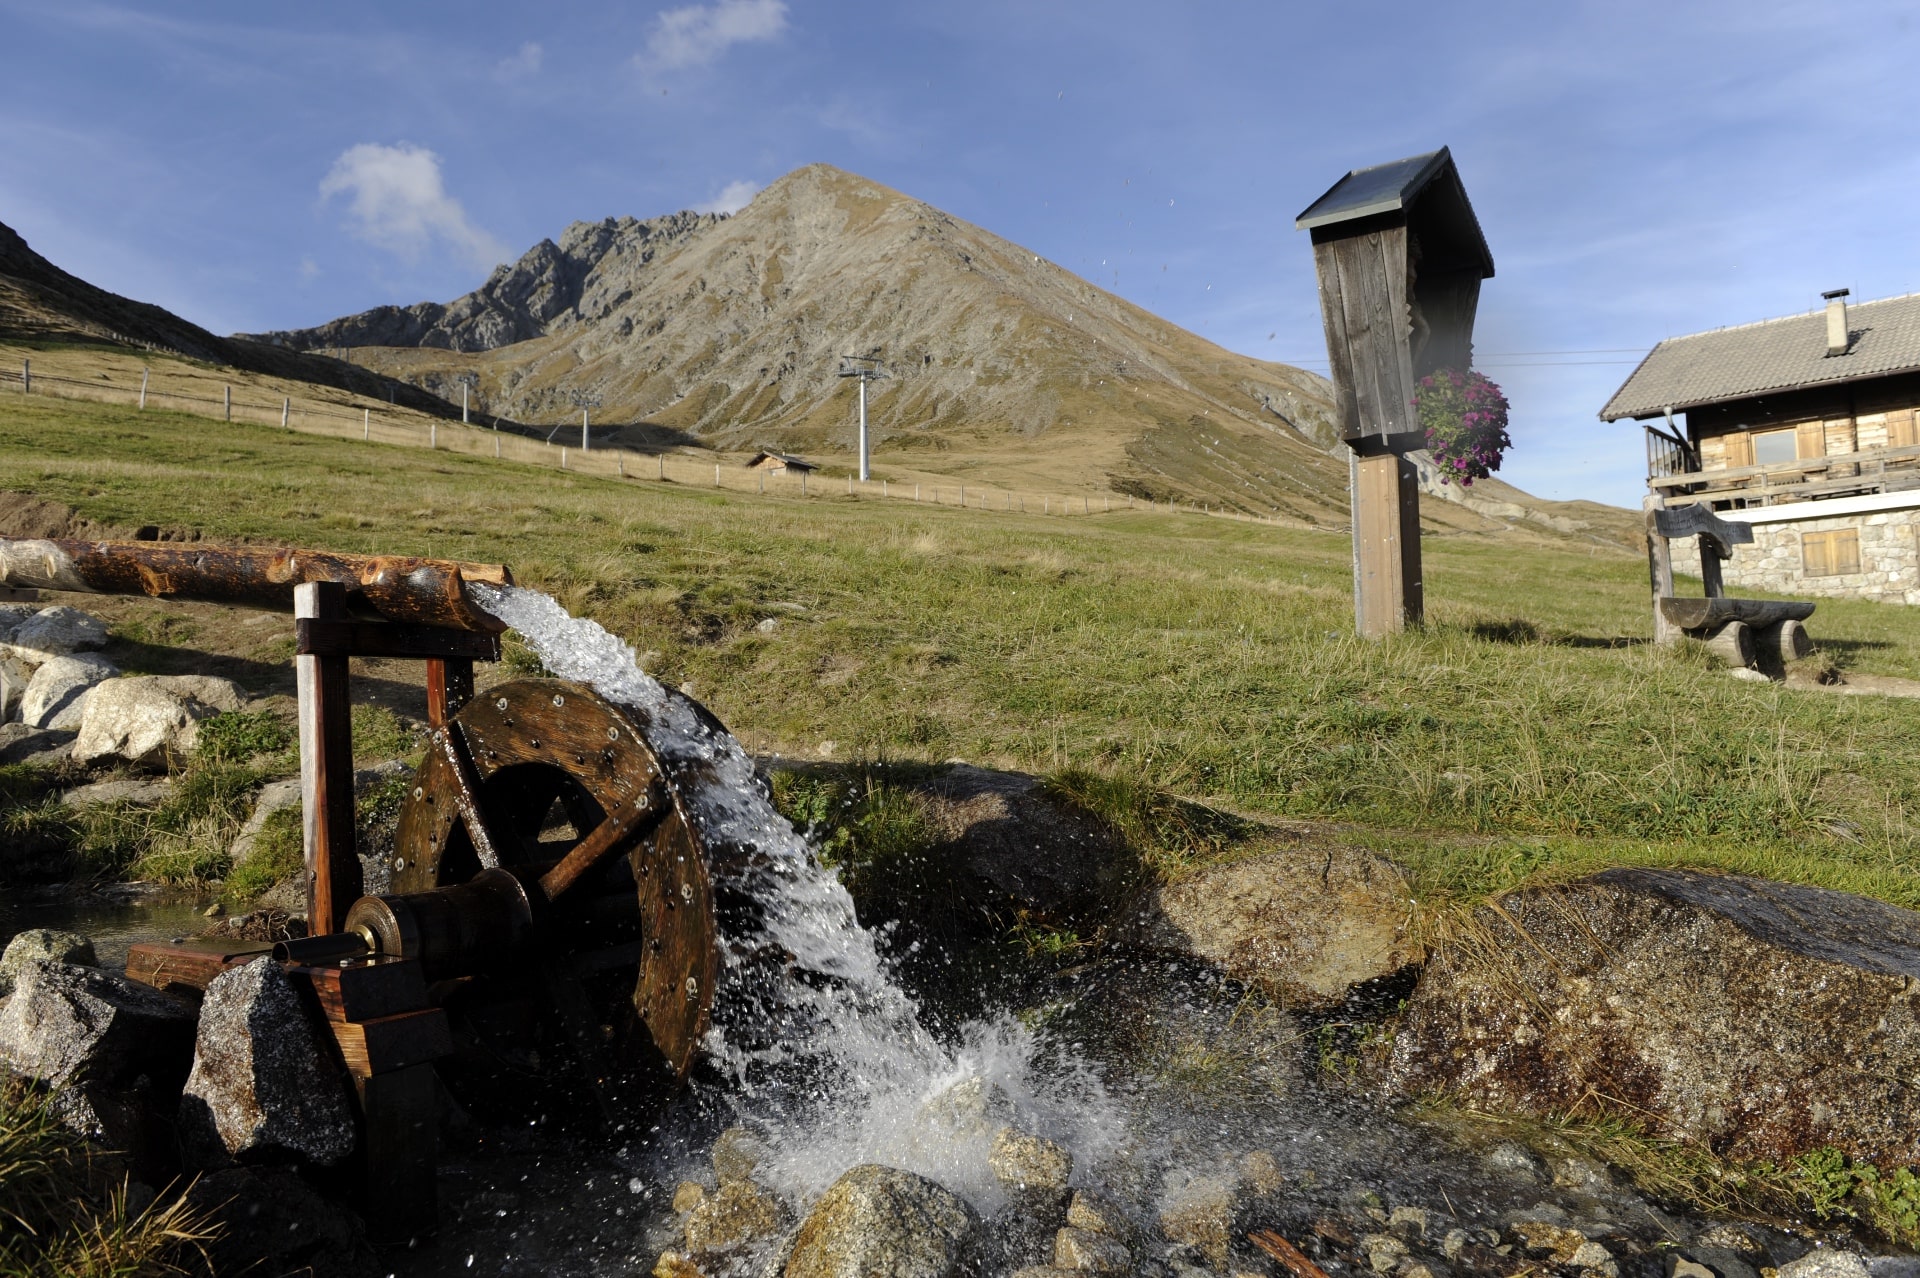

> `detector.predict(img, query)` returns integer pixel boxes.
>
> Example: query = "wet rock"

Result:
[674,1181,708,1213]
[1779,1253,1872,1278]
[1673,1262,1717,1278]
[1239,1150,1284,1197]
[1695,1224,1768,1259]
[1362,1233,1410,1273]
[1065,1190,1132,1238]
[73,674,244,766]
[684,1177,791,1260]
[1389,1206,1429,1240]
[1125,844,1420,1008]
[1386,868,1920,1165]
[1441,1229,1471,1260]
[21,653,116,729]
[919,1075,1015,1139]
[1159,1174,1239,1268]
[1571,1241,1619,1278]
[8,605,108,659]
[61,775,174,808]
[1509,1220,1590,1263]
[0,928,94,995]
[713,1123,771,1186]
[178,957,355,1166]
[229,777,301,866]
[184,1165,381,1278]
[783,1164,979,1278]
[1483,1142,1544,1183]
[0,721,73,765]
[991,1125,1073,1191]
[0,959,196,1138]
[1054,1226,1131,1273]
[984,1197,1061,1272]
[654,1252,709,1278]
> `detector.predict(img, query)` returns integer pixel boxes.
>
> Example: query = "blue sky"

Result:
[3,0,1918,509]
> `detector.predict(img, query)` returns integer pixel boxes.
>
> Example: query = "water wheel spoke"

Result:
[538,789,667,904]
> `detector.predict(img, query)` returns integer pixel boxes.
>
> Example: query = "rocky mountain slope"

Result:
[0,221,464,418]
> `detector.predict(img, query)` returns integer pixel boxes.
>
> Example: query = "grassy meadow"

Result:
[7,392,1920,907]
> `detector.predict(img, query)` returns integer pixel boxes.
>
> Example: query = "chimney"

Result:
[1824,288,1851,356]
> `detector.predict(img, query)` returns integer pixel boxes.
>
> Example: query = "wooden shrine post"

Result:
[1297,148,1495,636]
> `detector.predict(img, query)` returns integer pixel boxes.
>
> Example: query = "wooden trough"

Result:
[0,537,726,1243]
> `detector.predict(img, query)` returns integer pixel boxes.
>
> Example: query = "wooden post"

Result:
[425,657,474,727]
[139,368,149,409]
[715,464,721,487]
[224,385,231,421]
[494,433,500,459]
[1351,452,1423,635]
[561,447,567,469]
[658,455,665,480]
[363,408,370,440]
[295,581,361,934]
[1644,495,1679,645]
[429,422,437,449]
[282,397,290,428]
[19,358,27,394]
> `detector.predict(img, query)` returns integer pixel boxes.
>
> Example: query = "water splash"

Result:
[471,584,1122,1206]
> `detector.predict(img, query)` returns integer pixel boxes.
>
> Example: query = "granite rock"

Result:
[72,674,244,766]
[21,653,116,729]
[0,928,95,996]
[783,1164,979,1278]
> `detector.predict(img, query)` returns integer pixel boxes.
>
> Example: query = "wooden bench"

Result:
[1647,503,1814,668]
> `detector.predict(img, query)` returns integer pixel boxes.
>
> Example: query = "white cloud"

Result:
[495,41,542,81]
[639,0,787,72]
[298,257,321,281]
[319,142,508,269]
[696,179,760,215]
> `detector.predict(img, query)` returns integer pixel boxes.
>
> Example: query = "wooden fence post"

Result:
[224,386,231,421]
[561,447,568,470]
[139,368,149,409]
[658,456,665,480]
[429,422,437,449]
[363,409,370,440]
[282,397,290,428]
[20,358,27,394]
[715,464,721,487]
[294,581,361,935]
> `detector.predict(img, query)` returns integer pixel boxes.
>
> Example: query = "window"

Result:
[1753,428,1798,465]
[1803,528,1862,577]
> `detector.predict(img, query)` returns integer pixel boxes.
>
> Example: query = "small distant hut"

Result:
[745,451,817,476]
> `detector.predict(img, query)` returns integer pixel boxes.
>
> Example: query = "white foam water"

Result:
[472,584,1123,1208]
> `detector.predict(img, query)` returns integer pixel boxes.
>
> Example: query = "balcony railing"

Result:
[1649,441,1920,508]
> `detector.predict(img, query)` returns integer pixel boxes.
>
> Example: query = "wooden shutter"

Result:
[1724,431,1755,468]
[1890,408,1917,449]
[1833,527,1861,574]
[1797,420,1828,459]
[1803,528,1863,576]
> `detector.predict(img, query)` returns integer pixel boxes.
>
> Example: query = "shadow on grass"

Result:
[1467,618,1648,650]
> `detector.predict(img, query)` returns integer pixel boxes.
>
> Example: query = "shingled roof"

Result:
[1600,291,1920,421]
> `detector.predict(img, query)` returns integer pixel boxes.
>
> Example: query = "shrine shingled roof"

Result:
[1601,291,1920,421]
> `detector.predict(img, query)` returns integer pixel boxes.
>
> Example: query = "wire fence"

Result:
[0,355,1298,527]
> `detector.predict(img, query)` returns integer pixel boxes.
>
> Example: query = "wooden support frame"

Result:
[296,582,361,935]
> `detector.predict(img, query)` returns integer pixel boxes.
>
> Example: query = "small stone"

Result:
[1571,1241,1619,1278]
[1065,1190,1131,1237]
[1389,1206,1428,1240]
[711,1124,768,1187]
[1160,1175,1240,1267]
[1441,1229,1470,1260]
[919,1075,1014,1139]
[0,929,96,995]
[1695,1225,1766,1257]
[1240,1150,1284,1196]
[990,1126,1073,1191]
[755,617,779,633]
[178,958,355,1166]
[1362,1233,1410,1273]
[1011,1269,1075,1278]
[1674,1262,1718,1278]
[202,903,225,918]
[9,606,108,658]
[21,654,117,729]
[61,776,174,808]
[1552,1156,1613,1192]
[1053,1226,1130,1273]
[1484,1142,1544,1182]
[1778,1253,1871,1278]
[653,1250,708,1278]
[1510,1221,1589,1264]
[1691,1247,1762,1278]
[673,1181,707,1214]
[1730,667,1774,683]
[1402,1266,1437,1278]
[683,1178,789,1258]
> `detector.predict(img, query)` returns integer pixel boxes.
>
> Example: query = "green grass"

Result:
[9,394,1920,907]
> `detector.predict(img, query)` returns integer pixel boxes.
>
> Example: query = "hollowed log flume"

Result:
[0,537,511,633]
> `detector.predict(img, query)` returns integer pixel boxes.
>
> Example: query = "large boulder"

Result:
[178,958,355,1166]
[229,777,302,866]
[907,765,1128,918]
[0,959,197,1139]
[1384,869,1920,1165]
[0,928,95,996]
[784,1164,980,1278]
[0,602,37,643]
[20,653,117,729]
[0,653,27,721]
[72,674,244,766]
[1124,845,1420,1008]
[7,605,108,660]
